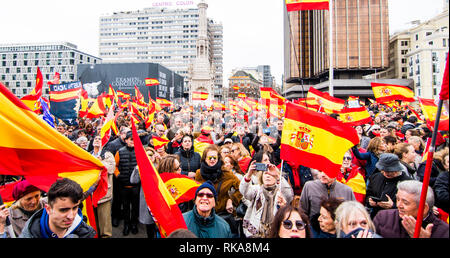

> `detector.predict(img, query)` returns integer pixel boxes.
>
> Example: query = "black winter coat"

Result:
[366,171,411,218]
[417,159,445,188]
[176,148,201,177]
[117,146,138,186]
[434,171,449,214]
[104,137,126,156]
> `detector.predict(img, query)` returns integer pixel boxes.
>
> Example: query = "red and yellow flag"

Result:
[131,120,187,237]
[192,91,209,101]
[100,103,116,147]
[145,78,160,87]
[160,173,200,205]
[152,136,170,150]
[86,93,108,119]
[0,82,108,206]
[281,102,359,179]
[232,85,239,91]
[285,0,329,11]
[20,67,44,113]
[337,168,366,204]
[371,82,415,103]
[156,97,173,108]
[337,107,373,126]
[269,91,286,119]
[307,87,345,114]
[418,98,449,131]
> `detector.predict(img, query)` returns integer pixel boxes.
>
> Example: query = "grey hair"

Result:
[334,201,376,238]
[397,180,434,208]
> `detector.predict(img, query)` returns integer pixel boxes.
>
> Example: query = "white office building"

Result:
[98,4,223,98]
[0,42,101,98]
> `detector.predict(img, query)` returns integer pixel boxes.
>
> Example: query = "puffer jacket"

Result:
[176,148,201,176]
[116,146,138,186]
[182,205,232,238]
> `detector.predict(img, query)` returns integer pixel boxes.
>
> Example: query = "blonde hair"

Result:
[334,201,376,238]
[232,142,250,157]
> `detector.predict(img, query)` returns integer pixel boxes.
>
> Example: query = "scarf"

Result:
[200,161,223,183]
[260,184,278,236]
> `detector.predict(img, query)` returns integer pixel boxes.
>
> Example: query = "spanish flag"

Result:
[156,97,173,108]
[232,85,239,91]
[237,92,247,99]
[336,167,366,204]
[100,104,116,147]
[152,136,170,150]
[145,78,159,87]
[160,173,201,205]
[20,67,44,113]
[337,107,373,126]
[371,82,415,103]
[281,102,359,179]
[418,98,449,131]
[285,0,329,12]
[192,91,209,101]
[212,100,227,111]
[86,93,108,119]
[131,120,187,237]
[237,99,251,112]
[0,82,108,206]
[78,87,90,118]
[307,87,345,114]
[269,91,286,119]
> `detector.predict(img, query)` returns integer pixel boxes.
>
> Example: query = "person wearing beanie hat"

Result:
[182,180,232,238]
[8,180,45,237]
[366,153,411,218]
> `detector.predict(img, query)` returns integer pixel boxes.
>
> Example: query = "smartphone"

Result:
[255,163,268,171]
[369,196,383,202]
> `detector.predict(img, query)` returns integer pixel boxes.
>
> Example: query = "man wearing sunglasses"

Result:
[182,181,232,238]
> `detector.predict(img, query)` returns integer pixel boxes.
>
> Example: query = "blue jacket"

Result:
[183,205,232,238]
[351,147,379,179]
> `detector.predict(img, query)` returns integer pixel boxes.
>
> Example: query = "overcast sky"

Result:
[0,0,447,85]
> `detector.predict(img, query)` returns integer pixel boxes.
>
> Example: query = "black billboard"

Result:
[77,63,184,102]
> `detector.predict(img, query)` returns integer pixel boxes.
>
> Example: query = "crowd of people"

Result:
[0,101,449,239]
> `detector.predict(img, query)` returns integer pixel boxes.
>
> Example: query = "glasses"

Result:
[222,151,230,154]
[231,149,239,153]
[282,220,306,230]
[197,192,214,199]
[343,156,352,161]
[207,156,218,161]
[174,166,181,170]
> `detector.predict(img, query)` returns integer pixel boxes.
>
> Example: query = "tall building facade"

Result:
[227,70,262,100]
[98,3,223,99]
[0,42,100,98]
[284,0,390,97]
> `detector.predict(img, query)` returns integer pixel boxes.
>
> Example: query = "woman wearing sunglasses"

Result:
[195,145,242,218]
[336,151,367,205]
[268,205,312,238]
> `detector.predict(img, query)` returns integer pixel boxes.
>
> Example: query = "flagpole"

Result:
[413,98,444,238]
[329,0,334,97]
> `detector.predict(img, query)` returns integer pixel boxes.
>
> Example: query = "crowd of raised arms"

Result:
[1,101,449,238]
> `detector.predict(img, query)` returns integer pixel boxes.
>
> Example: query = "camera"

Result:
[255,163,268,171]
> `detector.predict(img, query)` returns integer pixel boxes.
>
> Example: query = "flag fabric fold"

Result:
[160,173,201,205]
[307,87,345,114]
[337,107,373,126]
[0,82,107,206]
[371,82,415,103]
[280,102,359,179]
[418,98,449,131]
[131,120,187,237]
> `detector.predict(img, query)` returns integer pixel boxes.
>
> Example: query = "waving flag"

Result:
[152,136,170,150]
[0,82,107,206]
[86,93,108,119]
[79,87,90,118]
[336,168,366,204]
[145,78,160,87]
[49,81,82,125]
[281,102,359,179]
[131,120,187,237]
[100,103,116,147]
[269,91,286,119]
[156,97,173,108]
[418,98,449,131]
[371,82,415,103]
[285,0,329,11]
[21,67,44,113]
[192,91,209,101]
[160,173,200,205]
[307,87,345,114]
[337,107,373,126]
[39,97,55,128]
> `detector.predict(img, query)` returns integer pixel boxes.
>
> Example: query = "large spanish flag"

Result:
[192,91,209,101]
[285,0,329,11]
[131,120,187,237]
[371,82,415,103]
[0,82,107,206]
[307,87,345,114]
[160,173,200,205]
[418,98,449,131]
[337,107,373,126]
[281,102,359,179]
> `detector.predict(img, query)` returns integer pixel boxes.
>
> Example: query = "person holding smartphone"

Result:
[239,150,294,238]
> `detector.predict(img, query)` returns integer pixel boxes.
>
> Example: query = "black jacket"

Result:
[104,137,126,156]
[117,146,138,186]
[434,171,449,214]
[366,171,411,218]
[224,132,254,153]
[176,148,201,176]
[417,159,445,188]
